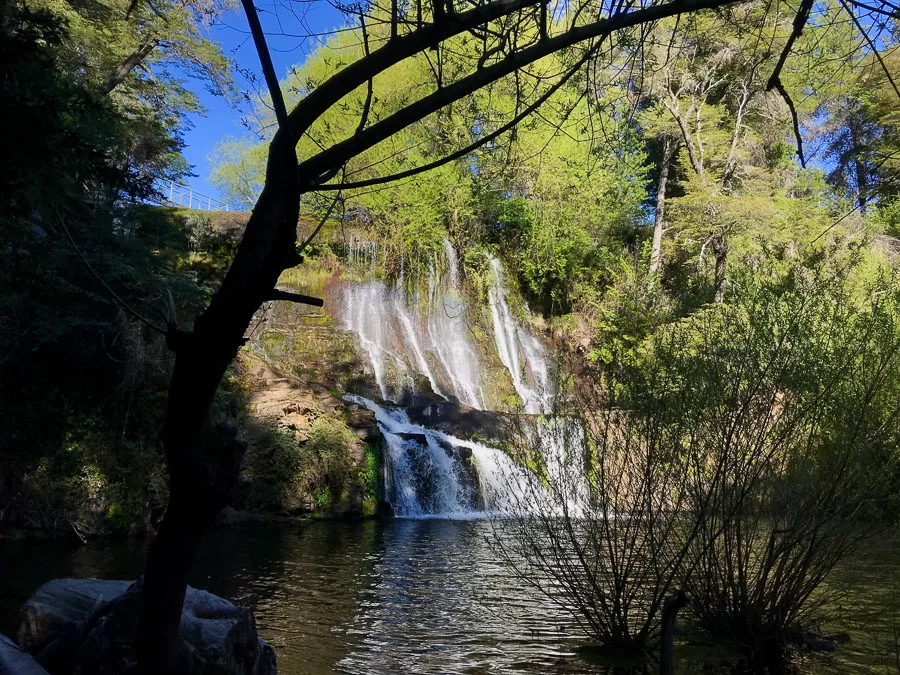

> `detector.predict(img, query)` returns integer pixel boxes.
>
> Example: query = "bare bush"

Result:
[683,265,900,663]
[489,258,900,665]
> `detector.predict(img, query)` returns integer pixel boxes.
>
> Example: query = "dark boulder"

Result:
[345,403,381,445]
[396,432,429,446]
[0,633,48,675]
[405,402,508,441]
[18,578,276,675]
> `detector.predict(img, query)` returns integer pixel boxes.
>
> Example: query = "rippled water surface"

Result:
[2,520,897,673]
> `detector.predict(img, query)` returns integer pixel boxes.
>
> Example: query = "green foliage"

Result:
[362,446,379,497]
[313,487,334,509]
[1,5,137,214]
[243,416,361,515]
[587,261,671,379]
[0,0,235,537]
[873,199,900,237]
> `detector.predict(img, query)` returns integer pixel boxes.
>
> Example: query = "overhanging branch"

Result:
[267,289,325,306]
[312,45,598,191]
[241,0,290,132]
[765,0,814,168]
[298,0,742,183]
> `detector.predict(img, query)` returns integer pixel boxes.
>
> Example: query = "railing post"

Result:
[189,189,193,210]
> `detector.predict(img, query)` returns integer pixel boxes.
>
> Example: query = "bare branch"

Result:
[313,46,598,191]
[241,0,290,132]
[298,189,343,253]
[770,77,806,167]
[766,0,813,91]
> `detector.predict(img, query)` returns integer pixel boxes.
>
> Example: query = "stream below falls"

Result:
[1,520,898,674]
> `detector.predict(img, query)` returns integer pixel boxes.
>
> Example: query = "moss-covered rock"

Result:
[231,353,383,519]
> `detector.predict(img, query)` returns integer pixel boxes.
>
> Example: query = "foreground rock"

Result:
[18,578,275,674]
[0,633,48,674]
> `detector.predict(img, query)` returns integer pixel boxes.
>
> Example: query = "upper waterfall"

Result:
[486,255,552,414]
[341,239,553,414]
[342,237,485,407]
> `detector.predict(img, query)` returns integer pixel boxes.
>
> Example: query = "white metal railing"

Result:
[152,181,231,211]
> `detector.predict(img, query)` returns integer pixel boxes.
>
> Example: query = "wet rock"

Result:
[406,402,508,441]
[18,578,275,675]
[396,432,429,446]
[408,376,445,406]
[0,633,48,674]
[346,404,381,445]
[345,403,375,428]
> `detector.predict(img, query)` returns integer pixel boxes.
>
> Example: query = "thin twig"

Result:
[240,0,291,134]
[314,44,599,191]
[298,191,343,255]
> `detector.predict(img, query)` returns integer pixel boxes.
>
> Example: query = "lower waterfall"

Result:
[346,394,545,518]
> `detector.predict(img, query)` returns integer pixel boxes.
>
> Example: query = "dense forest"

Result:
[2,0,900,671]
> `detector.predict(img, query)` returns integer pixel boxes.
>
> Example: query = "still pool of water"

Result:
[1,520,897,674]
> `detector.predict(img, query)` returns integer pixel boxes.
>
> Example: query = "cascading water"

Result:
[340,239,587,518]
[486,255,551,414]
[485,255,590,512]
[341,238,484,408]
[346,394,542,517]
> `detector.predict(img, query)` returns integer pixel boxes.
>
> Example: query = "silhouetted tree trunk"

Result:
[660,589,688,675]
[135,134,300,673]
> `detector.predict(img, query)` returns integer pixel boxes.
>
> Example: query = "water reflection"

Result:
[1,521,896,674]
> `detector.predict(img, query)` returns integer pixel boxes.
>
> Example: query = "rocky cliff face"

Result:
[226,353,382,520]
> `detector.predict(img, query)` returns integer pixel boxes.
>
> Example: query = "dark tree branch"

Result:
[241,0,290,131]
[840,0,900,103]
[285,0,739,145]
[392,0,399,38]
[356,15,374,136]
[766,0,813,92]
[312,45,598,191]
[770,77,806,167]
[299,190,342,253]
[99,37,159,95]
[764,0,812,167]
[267,289,325,306]
[299,0,742,184]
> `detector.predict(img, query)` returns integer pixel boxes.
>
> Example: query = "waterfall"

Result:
[486,255,551,413]
[346,394,547,518]
[341,239,484,408]
[484,256,591,511]
[423,258,484,409]
[343,282,413,403]
[338,242,588,519]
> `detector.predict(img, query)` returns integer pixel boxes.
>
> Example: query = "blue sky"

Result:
[176,2,346,200]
